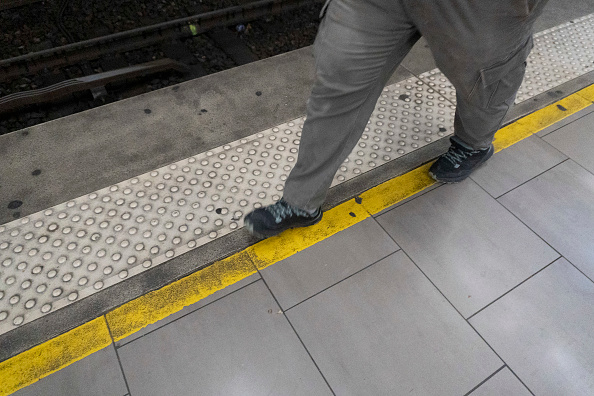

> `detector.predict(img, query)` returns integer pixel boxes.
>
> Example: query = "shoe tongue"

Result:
[451,138,473,151]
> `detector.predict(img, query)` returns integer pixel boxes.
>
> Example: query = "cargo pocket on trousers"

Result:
[468,37,533,109]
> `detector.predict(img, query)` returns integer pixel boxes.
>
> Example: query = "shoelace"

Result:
[443,145,481,166]
[266,199,313,224]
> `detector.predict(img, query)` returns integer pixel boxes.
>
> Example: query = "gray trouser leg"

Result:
[406,0,547,149]
[284,0,547,210]
[283,0,420,210]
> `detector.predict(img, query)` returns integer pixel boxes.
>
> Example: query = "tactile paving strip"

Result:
[418,13,594,105]
[0,13,592,334]
[0,76,455,333]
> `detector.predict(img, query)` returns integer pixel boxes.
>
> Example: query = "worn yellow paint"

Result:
[0,317,111,396]
[576,84,594,102]
[248,198,370,270]
[106,250,257,341]
[494,93,593,152]
[4,83,594,396]
[359,163,436,215]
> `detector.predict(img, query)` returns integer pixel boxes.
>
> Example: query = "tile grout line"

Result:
[374,221,537,395]
[104,315,133,396]
[114,276,262,349]
[257,273,337,396]
[472,171,567,259]
[461,364,506,396]
[492,155,571,198]
[537,105,594,138]
[560,153,594,180]
[465,258,559,322]
[281,249,402,312]
[486,157,571,201]
[466,321,537,396]
[372,183,445,218]
[562,255,594,286]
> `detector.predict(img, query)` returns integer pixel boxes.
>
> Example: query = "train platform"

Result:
[2,1,594,395]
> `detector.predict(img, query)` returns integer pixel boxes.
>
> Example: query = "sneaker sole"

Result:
[245,212,323,239]
[429,145,494,184]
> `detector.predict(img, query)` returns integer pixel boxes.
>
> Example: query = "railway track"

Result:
[0,0,323,133]
[0,0,321,82]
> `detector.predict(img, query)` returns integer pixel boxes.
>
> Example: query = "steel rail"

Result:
[0,0,322,82]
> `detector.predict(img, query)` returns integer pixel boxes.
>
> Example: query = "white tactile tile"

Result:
[0,13,593,334]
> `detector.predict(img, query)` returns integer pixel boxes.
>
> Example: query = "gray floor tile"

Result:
[116,273,260,347]
[118,280,331,396]
[498,160,594,279]
[13,345,127,396]
[470,258,594,396]
[470,136,567,198]
[373,183,442,218]
[469,368,531,396]
[287,251,502,396]
[260,218,399,310]
[377,180,558,317]
[536,105,594,137]
[543,111,594,173]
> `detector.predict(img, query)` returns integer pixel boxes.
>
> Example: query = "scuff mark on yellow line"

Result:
[494,93,592,152]
[0,317,111,396]
[106,250,257,341]
[359,163,436,215]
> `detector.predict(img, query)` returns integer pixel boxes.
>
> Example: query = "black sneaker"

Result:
[429,138,494,183]
[244,198,323,238]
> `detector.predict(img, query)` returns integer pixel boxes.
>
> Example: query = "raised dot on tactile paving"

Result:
[25,299,36,309]
[6,276,15,285]
[0,311,7,321]
[94,281,104,290]
[78,277,88,286]
[88,262,98,271]
[47,269,57,278]
[13,316,24,326]
[150,246,159,254]
[52,288,62,297]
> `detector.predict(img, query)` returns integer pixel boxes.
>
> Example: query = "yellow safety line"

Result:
[0,318,111,396]
[1,85,593,396]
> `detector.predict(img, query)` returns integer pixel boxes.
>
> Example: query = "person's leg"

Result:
[405,0,548,182]
[282,0,420,211]
[245,0,420,237]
